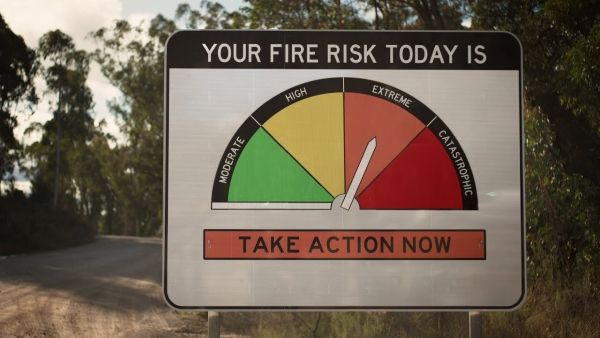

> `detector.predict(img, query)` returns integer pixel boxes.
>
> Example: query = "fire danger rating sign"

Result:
[164,30,525,310]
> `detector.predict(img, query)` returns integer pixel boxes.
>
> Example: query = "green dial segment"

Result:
[229,128,333,203]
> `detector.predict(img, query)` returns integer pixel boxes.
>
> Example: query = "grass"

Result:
[182,281,600,337]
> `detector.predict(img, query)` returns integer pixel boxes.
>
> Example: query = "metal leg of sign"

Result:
[208,311,221,338]
[469,311,482,338]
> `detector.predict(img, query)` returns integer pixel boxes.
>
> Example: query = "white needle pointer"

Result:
[341,137,377,210]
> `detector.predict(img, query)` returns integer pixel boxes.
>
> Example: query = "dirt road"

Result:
[0,236,208,337]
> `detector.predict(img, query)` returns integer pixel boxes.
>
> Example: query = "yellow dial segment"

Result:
[263,93,345,197]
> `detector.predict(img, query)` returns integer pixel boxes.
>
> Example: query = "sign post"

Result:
[164,30,524,311]
[469,311,483,338]
[208,311,220,338]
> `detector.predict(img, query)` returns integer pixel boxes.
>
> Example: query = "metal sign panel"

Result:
[164,30,525,310]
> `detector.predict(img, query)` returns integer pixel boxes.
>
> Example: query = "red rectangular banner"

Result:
[204,230,485,260]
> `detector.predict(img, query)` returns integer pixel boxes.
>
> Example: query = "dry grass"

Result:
[184,283,600,337]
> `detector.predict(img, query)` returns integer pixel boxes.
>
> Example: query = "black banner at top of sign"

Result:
[166,30,521,70]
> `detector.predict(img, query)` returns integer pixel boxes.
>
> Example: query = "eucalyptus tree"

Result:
[27,30,101,217]
[0,14,37,186]
[92,16,176,235]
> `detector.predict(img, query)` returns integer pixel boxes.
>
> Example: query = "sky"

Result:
[0,0,243,192]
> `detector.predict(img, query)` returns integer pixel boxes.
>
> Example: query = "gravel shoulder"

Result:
[0,236,210,337]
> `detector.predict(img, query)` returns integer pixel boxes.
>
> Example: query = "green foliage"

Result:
[560,21,600,134]
[472,0,600,187]
[525,106,600,288]
[176,0,370,29]
[26,30,104,219]
[0,13,37,181]
[0,30,108,255]
[368,0,468,29]
[91,16,176,235]
[242,0,370,29]
[176,1,247,28]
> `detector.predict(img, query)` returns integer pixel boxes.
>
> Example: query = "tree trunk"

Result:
[53,92,62,209]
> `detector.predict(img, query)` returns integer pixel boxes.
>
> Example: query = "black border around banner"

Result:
[163,30,526,311]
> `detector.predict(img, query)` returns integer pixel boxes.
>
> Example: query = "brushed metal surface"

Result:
[165,68,523,309]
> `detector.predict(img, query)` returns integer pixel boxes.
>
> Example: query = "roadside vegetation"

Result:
[1,0,598,336]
